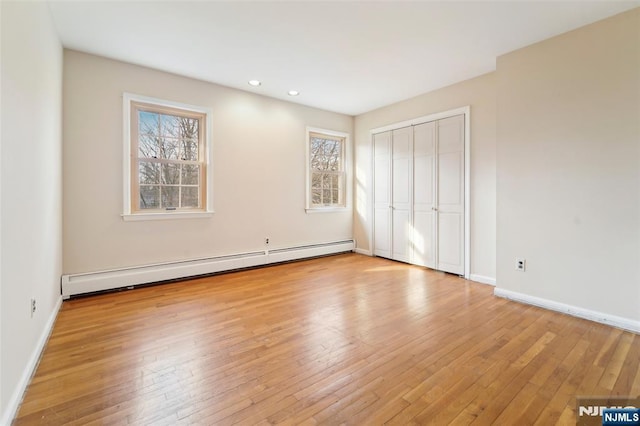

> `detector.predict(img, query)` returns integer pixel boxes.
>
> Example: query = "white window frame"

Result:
[305,127,350,213]
[122,93,214,221]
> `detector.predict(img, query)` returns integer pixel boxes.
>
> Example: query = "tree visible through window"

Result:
[308,131,346,208]
[132,102,206,212]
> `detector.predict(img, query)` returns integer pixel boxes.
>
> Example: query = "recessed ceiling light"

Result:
[288,90,300,96]
[248,80,261,87]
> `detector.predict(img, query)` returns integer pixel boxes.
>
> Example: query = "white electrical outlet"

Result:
[265,237,270,245]
[516,258,526,272]
[30,298,36,318]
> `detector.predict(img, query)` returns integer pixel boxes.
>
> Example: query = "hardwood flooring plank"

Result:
[599,332,634,390]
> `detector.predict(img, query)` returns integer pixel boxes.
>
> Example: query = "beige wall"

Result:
[63,51,353,274]
[1,1,63,422]
[496,8,640,321]
[354,73,497,281]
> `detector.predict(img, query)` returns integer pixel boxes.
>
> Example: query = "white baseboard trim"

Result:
[494,288,640,334]
[469,274,496,286]
[62,240,355,298]
[1,296,62,425]
[354,248,372,256]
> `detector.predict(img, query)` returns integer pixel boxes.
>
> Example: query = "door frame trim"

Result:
[370,106,471,279]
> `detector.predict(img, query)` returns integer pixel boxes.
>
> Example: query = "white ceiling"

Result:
[48,1,639,116]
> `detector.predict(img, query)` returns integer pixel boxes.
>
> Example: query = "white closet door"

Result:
[436,115,464,274]
[391,127,413,263]
[412,122,436,268]
[373,131,391,258]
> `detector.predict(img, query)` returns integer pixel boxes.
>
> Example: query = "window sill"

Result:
[305,207,350,214]
[122,211,215,221]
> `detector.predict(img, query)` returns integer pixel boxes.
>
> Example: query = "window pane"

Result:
[139,185,160,209]
[162,186,179,208]
[331,174,340,190]
[312,189,321,204]
[178,118,199,139]
[139,134,160,158]
[311,172,321,189]
[158,138,179,160]
[139,161,160,184]
[182,164,199,185]
[322,189,331,204]
[331,189,339,204]
[181,186,199,208]
[160,163,180,185]
[322,173,331,190]
[161,114,180,139]
[181,139,199,161]
[139,111,159,136]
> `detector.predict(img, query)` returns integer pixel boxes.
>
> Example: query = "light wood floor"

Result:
[15,253,640,425]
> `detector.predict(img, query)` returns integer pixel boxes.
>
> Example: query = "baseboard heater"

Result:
[61,240,354,299]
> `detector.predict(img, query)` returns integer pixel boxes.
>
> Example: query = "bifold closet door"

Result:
[372,114,464,275]
[391,127,413,263]
[436,115,464,275]
[373,131,391,259]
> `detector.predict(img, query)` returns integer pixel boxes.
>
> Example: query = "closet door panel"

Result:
[373,131,391,258]
[436,115,464,274]
[391,127,413,262]
[413,122,435,268]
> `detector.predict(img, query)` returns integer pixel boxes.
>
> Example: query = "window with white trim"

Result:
[306,128,348,210]
[123,94,213,220]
